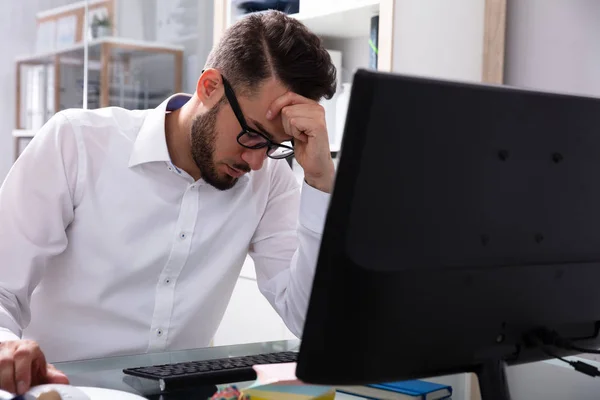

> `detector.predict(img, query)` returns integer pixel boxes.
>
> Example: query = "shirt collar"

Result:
[128,94,192,168]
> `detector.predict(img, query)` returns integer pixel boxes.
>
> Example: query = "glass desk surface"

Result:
[54,340,305,399]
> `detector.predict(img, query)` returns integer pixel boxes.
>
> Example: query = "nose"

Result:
[241,148,267,171]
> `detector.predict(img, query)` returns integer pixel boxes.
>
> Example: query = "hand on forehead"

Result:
[236,79,290,142]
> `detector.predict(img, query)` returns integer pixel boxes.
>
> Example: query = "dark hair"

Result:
[205,10,337,101]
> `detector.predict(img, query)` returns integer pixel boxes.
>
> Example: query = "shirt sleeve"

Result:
[249,161,330,337]
[0,112,79,341]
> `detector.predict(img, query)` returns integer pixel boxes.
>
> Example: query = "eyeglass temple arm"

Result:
[201,70,250,129]
[222,78,250,128]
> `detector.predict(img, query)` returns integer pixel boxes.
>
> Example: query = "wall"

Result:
[504,0,600,97]
[503,0,600,398]
[0,0,75,182]
[392,0,485,82]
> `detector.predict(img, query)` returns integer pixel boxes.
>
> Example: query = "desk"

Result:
[54,340,600,400]
[54,340,361,399]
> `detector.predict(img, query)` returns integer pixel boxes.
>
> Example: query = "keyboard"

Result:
[122,350,298,391]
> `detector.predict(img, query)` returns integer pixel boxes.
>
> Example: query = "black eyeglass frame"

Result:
[220,76,294,160]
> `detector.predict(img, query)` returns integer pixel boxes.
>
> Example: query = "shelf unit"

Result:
[11,0,194,161]
[290,0,380,38]
[14,37,184,161]
[214,0,507,83]
[214,0,394,71]
[233,0,381,39]
[15,36,184,109]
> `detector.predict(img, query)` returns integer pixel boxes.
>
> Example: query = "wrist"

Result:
[305,167,335,194]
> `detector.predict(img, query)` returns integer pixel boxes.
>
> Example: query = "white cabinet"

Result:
[213,256,297,346]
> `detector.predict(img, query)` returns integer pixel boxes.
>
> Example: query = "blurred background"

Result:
[2,1,599,398]
[7,0,600,179]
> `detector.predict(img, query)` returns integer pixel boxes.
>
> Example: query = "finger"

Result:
[281,115,308,143]
[27,344,50,387]
[46,365,69,385]
[266,92,315,120]
[0,348,16,394]
[13,345,36,394]
[281,104,327,138]
[280,109,299,142]
[289,117,323,141]
[281,104,325,122]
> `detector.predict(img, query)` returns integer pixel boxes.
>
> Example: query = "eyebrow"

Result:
[248,118,277,142]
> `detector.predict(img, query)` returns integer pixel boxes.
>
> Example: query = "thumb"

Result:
[46,365,70,385]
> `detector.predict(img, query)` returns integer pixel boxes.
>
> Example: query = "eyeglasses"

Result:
[221,76,294,160]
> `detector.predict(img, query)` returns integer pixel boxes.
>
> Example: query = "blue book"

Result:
[336,379,453,400]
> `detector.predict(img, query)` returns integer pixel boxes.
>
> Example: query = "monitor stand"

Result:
[476,359,511,400]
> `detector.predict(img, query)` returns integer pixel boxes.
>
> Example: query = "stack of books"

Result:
[337,380,452,399]
[211,362,453,400]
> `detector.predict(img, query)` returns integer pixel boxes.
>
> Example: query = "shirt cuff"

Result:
[0,327,20,342]
[299,181,331,234]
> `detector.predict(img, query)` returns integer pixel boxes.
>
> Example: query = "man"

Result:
[0,10,337,395]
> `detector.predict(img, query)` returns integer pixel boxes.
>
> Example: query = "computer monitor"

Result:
[295,69,600,400]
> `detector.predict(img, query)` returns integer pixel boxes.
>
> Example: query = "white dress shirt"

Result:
[0,94,330,362]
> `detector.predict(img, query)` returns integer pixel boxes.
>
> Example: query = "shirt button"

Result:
[164,278,171,284]
[190,185,196,190]
[156,329,163,337]
[179,232,187,240]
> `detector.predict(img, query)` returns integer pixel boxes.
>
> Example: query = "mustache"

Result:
[231,163,251,173]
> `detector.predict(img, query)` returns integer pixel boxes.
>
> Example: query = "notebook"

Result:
[336,380,453,400]
[238,362,336,400]
[0,384,146,400]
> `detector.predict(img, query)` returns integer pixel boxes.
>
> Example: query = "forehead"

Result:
[235,78,289,142]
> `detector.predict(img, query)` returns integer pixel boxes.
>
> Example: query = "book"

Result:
[211,362,451,400]
[234,362,335,400]
[243,362,335,400]
[336,380,453,400]
[369,15,379,70]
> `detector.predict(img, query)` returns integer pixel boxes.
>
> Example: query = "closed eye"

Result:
[246,131,262,139]
[249,118,277,142]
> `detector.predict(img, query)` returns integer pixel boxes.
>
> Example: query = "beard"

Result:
[190,102,248,191]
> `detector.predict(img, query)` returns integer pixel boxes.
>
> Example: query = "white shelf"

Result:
[12,129,36,138]
[291,0,379,38]
[232,1,379,38]
[36,0,108,19]
[15,37,184,64]
[169,34,199,44]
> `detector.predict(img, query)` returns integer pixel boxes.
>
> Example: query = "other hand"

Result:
[266,92,335,193]
[0,340,69,395]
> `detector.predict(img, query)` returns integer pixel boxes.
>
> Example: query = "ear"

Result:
[196,68,223,107]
